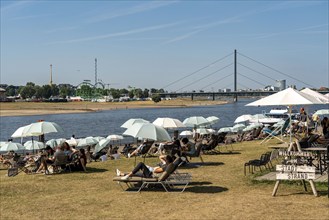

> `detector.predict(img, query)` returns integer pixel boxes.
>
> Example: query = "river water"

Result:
[0,98,319,142]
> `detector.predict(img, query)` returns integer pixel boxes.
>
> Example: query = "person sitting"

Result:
[181,137,196,159]
[157,131,180,155]
[85,146,93,162]
[128,139,153,158]
[321,117,329,138]
[116,155,174,180]
[120,144,133,157]
[99,152,108,162]
[202,134,217,151]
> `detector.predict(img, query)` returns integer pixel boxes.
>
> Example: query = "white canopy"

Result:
[300,88,329,104]
[246,88,324,107]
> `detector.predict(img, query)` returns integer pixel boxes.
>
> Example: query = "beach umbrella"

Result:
[121,118,150,128]
[179,130,193,136]
[300,88,329,104]
[24,140,45,150]
[218,127,232,133]
[152,117,186,129]
[232,124,246,132]
[123,123,171,142]
[314,109,329,115]
[106,134,124,141]
[0,142,25,152]
[207,128,216,134]
[66,138,80,147]
[93,136,105,142]
[22,121,63,137]
[46,138,66,148]
[95,139,111,153]
[196,128,210,135]
[77,136,99,147]
[183,116,210,127]
[11,125,29,138]
[206,116,220,125]
[243,123,263,131]
[246,87,325,143]
[234,114,252,123]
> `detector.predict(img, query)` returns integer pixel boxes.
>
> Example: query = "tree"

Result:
[134,88,143,98]
[42,85,52,99]
[19,83,36,99]
[151,94,161,103]
[143,88,149,98]
[5,85,17,96]
[76,85,93,98]
[34,85,43,99]
[109,88,120,99]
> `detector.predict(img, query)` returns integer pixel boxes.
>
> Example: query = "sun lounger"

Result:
[113,158,191,192]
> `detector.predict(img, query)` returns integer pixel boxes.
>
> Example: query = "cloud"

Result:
[164,16,241,44]
[11,14,53,21]
[49,21,184,44]
[87,1,179,23]
[0,0,34,13]
[44,26,79,34]
[254,24,329,39]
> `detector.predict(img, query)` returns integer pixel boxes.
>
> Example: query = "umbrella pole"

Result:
[289,105,292,145]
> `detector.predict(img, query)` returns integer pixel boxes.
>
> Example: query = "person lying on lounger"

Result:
[116,155,174,180]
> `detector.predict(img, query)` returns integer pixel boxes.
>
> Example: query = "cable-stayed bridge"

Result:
[158,50,326,101]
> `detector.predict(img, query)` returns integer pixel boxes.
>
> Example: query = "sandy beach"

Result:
[0,99,228,117]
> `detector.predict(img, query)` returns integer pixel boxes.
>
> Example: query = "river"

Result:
[0,98,319,142]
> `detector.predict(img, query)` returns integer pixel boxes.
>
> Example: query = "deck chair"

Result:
[188,142,204,163]
[113,158,191,193]
[260,118,290,144]
[49,154,70,174]
[133,141,155,166]
[244,152,271,175]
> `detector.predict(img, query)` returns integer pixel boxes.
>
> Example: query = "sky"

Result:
[0,0,328,92]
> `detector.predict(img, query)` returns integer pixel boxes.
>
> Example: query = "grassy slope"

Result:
[0,140,328,220]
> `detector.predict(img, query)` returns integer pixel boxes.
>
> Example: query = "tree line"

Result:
[4,82,165,102]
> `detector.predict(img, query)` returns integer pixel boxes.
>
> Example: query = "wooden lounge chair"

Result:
[113,158,191,193]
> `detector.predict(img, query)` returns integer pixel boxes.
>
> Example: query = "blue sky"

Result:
[0,0,328,92]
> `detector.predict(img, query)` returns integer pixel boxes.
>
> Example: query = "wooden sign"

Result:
[276,172,316,180]
[276,165,315,173]
[278,151,314,157]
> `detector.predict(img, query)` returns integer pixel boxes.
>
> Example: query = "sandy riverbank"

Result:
[0,99,229,117]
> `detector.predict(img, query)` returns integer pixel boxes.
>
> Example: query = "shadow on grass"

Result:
[86,167,108,173]
[179,162,225,169]
[186,185,229,194]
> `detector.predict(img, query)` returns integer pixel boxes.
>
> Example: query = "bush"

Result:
[151,94,161,103]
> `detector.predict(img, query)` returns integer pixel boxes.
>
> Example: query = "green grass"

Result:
[1,139,328,220]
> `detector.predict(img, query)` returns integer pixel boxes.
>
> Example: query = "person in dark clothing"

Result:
[321,117,329,138]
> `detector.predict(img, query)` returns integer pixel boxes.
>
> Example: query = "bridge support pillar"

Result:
[191,94,194,101]
[212,93,215,101]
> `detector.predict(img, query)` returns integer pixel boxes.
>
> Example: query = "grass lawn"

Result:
[1,139,328,220]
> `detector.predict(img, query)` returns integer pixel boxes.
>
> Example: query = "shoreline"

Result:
[0,99,229,117]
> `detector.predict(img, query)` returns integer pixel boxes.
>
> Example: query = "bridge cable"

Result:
[238,72,267,87]
[175,63,233,92]
[162,52,233,90]
[199,73,233,90]
[238,62,277,82]
[238,52,315,88]
[237,82,252,90]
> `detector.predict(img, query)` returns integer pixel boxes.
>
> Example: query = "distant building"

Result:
[223,88,231,92]
[0,88,6,101]
[275,80,286,91]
